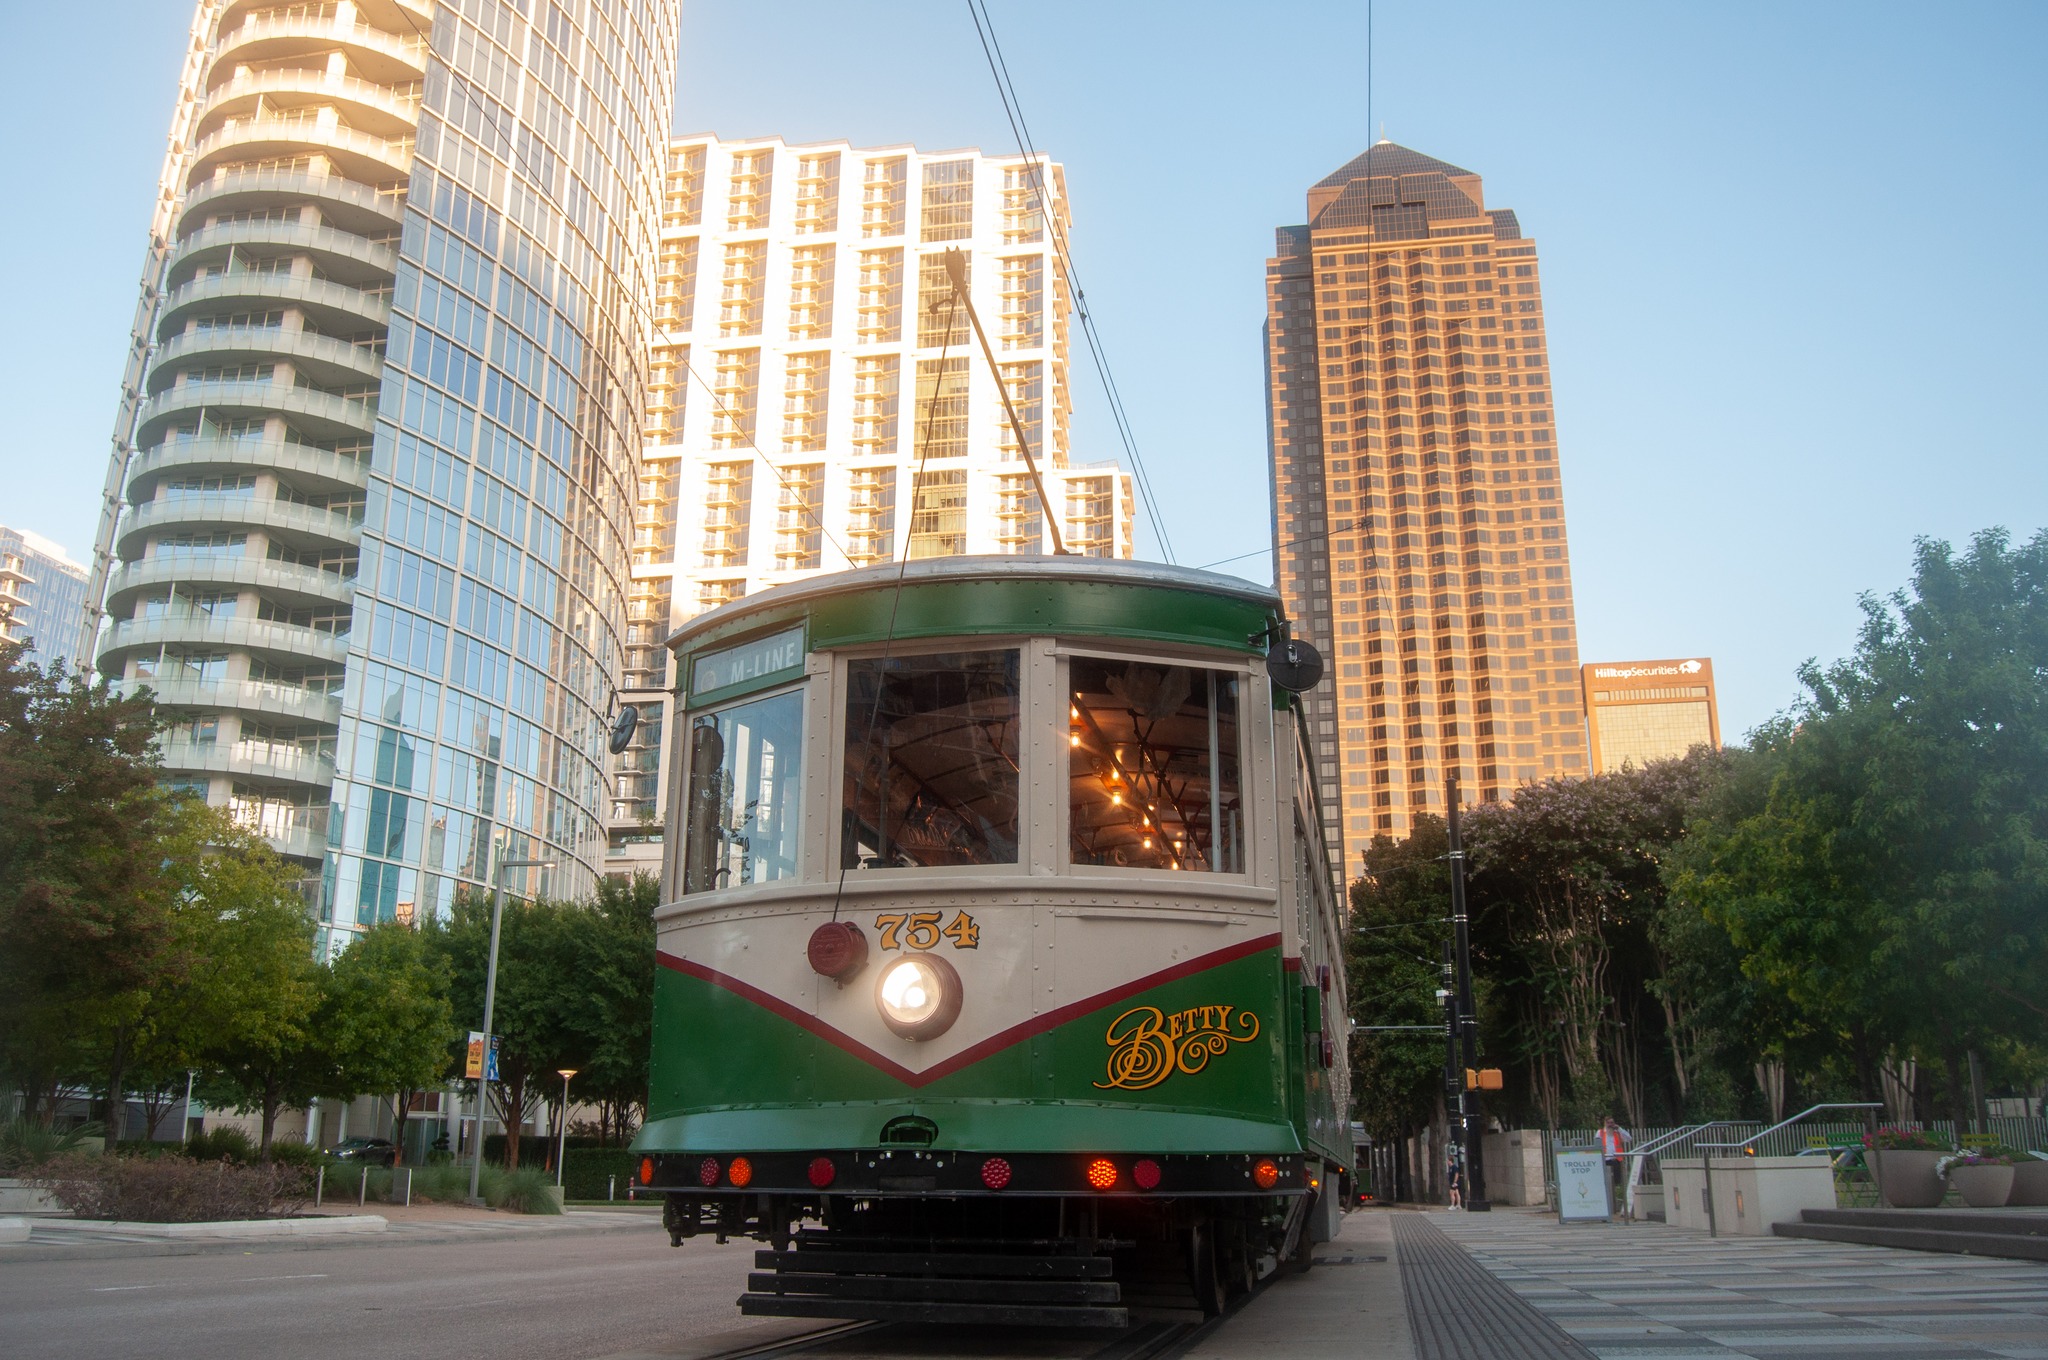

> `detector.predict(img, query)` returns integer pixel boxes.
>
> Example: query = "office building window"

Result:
[709,349,759,448]
[794,153,839,235]
[788,245,834,341]
[856,248,903,344]
[862,156,906,237]
[913,358,969,460]
[918,253,969,349]
[920,159,973,242]
[782,351,829,453]
[998,255,1043,350]
[727,148,773,231]
[907,469,968,558]
[846,466,896,565]
[774,464,824,571]
[852,355,899,457]
[718,241,765,337]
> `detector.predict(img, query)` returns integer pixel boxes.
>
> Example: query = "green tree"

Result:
[1346,817,1455,1195]
[191,847,323,1158]
[570,873,657,1143]
[319,921,455,1163]
[0,643,169,1124]
[1675,529,2048,1118]
[1464,752,1721,1127]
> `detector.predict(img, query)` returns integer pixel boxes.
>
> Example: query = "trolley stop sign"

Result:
[1555,1149,1612,1222]
[465,1031,500,1082]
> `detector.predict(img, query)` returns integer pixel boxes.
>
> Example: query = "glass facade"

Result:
[93,0,681,952]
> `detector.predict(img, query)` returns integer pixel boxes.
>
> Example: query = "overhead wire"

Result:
[964,0,1176,564]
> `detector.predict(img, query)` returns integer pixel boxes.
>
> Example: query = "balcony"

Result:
[152,325,384,393]
[99,615,350,669]
[210,12,428,83]
[160,272,391,339]
[181,167,404,236]
[117,493,362,561]
[198,68,422,139]
[104,555,356,615]
[127,437,369,500]
[190,115,416,184]
[158,736,336,790]
[168,218,398,290]
[136,378,378,446]
[127,675,342,727]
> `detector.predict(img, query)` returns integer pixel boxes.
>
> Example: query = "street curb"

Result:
[0,1216,28,1243]
[31,1214,389,1239]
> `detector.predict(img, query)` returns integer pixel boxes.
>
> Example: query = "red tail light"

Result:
[638,1157,654,1185]
[1085,1158,1118,1191]
[698,1157,720,1187]
[980,1157,1012,1190]
[808,1157,836,1189]
[727,1156,754,1188]
[1253,1159,1281,1190]
[1132,1158,1162,1191]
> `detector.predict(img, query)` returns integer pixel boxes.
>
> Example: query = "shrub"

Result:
[33,1153,311,1222]
[563,1147,639,1201]
[408,1161,475,1204]
[490,1165,562,1215]
[481,1133,553,1167]
[265,1138,324,1170]
[0,1119,103,1174]
[186,1127,257,1165]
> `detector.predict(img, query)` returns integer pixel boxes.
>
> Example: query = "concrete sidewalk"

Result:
[1436,1206,2048,1359]
[1189,1209,1415,1359]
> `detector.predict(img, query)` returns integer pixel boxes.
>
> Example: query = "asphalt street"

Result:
[0,1218,773,1360]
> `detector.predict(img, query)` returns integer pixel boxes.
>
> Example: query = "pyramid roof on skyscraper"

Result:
[1315,140,1475,188]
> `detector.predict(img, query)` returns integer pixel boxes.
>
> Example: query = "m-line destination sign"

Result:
[693,626,805,696]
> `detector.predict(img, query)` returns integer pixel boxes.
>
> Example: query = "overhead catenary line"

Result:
[965,0,1176,564]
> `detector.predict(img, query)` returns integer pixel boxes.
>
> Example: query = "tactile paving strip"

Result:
[1392,1213,1598,1360]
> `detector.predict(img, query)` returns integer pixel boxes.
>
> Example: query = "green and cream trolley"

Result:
[634,556,1349,1326]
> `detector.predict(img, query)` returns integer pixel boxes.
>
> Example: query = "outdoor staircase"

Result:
[1773,1207,2048,1262]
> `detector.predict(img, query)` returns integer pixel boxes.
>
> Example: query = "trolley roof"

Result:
[666,556,1283,660]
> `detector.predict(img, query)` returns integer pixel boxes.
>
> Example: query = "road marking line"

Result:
[237,1273,330,1283]
[91,1285,165,1292]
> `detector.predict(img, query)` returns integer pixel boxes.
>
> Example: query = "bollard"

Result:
[315,1166,325,1207]
[608,1174,616,1202]
[358,1165,368,1207]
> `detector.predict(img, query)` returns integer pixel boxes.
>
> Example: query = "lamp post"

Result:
[468,856,554,1206]
[555,1069,578,1188]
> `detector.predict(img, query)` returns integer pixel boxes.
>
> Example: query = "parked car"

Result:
[329,1137,396,1166]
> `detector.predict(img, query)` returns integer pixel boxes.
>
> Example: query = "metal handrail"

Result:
[1696,1103,1882,1152]
[1696,1102,1882,1236]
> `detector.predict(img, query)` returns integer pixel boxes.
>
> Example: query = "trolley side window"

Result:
[680,688,805,894]
[1068,656,1243,872]
[841,649,1022,869]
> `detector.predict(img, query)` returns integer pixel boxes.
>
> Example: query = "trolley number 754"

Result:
[873,911,980,951]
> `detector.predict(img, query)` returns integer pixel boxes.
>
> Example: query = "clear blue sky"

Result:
[3,2,2042,738]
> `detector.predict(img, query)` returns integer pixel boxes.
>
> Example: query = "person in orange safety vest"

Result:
[1599,1115,1632,1208]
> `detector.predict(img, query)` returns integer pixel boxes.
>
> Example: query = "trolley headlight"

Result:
[874,952,963,1041]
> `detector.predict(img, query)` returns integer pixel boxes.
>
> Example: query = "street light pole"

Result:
[555,1068,578,1188]
[1447,774,1490,1211]
[468,856,554,1207]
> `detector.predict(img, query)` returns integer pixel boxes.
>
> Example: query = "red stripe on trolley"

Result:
[656,932,1283,1089]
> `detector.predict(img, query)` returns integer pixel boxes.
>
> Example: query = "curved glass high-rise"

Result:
[91,0,680,950]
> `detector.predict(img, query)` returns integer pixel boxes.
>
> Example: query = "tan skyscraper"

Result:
[1266,141,1587,871]
[1582,657,1720,774]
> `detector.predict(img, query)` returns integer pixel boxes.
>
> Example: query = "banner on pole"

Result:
[465,1032,500,1081]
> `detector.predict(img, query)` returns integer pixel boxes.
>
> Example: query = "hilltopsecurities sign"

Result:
[1591,660,1706,680]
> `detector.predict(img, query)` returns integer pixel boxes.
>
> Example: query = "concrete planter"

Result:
[1661,1156,1837,1236]
[2009,1158,2048,1206]
[0,1179,58,1214]
[1948,1163,2014,1208]
[1872,1149,1947,1208]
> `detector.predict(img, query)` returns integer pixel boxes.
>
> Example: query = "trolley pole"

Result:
[1447,775,1490,1210]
